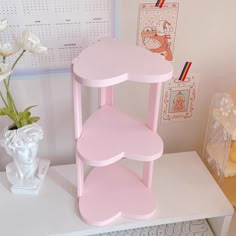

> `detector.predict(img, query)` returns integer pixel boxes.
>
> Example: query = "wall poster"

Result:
[161,74,200,122]
[137,2,179,61]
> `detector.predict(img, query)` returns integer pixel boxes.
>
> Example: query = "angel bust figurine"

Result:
[0,18,50,194]
[0,124,50,194]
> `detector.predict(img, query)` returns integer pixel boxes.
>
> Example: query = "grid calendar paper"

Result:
[0,0,115,75]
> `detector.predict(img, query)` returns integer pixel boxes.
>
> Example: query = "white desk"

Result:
[0,152,234,236]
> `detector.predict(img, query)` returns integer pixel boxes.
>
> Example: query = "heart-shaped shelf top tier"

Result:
[73,38,173,87]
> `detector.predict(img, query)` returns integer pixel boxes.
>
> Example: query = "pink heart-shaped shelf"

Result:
[73,38,173,87]
[77,105,163,166]
[79,162,156,226]
[73,38,173,226]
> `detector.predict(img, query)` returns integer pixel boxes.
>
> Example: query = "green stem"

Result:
[2,74,18,114]
[7,90,18,115]
[0,56,8,107]
[7,50,26,87]
[6,91,14,111]
[1,51,25,126]
[11,50,26,70]
[0,90,8,107]
[2,56,19,116]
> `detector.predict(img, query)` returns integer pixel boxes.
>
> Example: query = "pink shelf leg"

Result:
[99,86,113,107]
[72,68,84,197]
[143,83,162,188]
[72,75,82,140]
[76,153,84,197]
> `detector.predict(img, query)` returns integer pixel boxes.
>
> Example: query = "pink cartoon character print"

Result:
[141,20,173,61]
[173,91,186,112]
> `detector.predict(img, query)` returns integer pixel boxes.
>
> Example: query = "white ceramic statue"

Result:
[0,123,50,194]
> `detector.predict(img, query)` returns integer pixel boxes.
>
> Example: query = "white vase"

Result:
[0,123,50,194]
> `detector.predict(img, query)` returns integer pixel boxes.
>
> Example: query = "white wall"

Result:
[116,0,236,154]
[0,0,236,170]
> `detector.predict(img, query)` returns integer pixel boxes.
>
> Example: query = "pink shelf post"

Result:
[143,83,163,188]
[99,86,113,107]
[72,65,84,197]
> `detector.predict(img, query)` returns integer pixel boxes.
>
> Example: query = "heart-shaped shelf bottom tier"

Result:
[79,162,156,226]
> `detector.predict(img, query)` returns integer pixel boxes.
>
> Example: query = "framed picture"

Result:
[137,2,179,61]
[162,74,200,122]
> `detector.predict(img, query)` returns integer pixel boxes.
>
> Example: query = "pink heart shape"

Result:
[77,105,163,166]
[79,162,156,226]
[72,38,173,87]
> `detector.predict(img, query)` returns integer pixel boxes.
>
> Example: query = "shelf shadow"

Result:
[47,168,77,198]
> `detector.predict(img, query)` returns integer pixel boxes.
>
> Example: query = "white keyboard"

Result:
[91,219,214,236]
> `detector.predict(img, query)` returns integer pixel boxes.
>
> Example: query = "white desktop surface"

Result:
[0,152,233,236]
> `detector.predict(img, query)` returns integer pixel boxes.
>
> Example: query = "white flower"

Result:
[0,63,12,82]
[0,41,20,57]
[0,18,7,31]
[17,30,47,54]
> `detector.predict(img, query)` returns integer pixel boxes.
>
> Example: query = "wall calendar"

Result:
[0,0,115,75]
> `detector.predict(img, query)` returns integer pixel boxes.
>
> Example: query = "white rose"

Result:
[17,30,47,54]
[0,18,7,31]
[0,63,12,82]
[0,41,20,57]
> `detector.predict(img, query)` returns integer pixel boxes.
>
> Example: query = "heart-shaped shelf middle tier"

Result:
[77,105,163,166]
